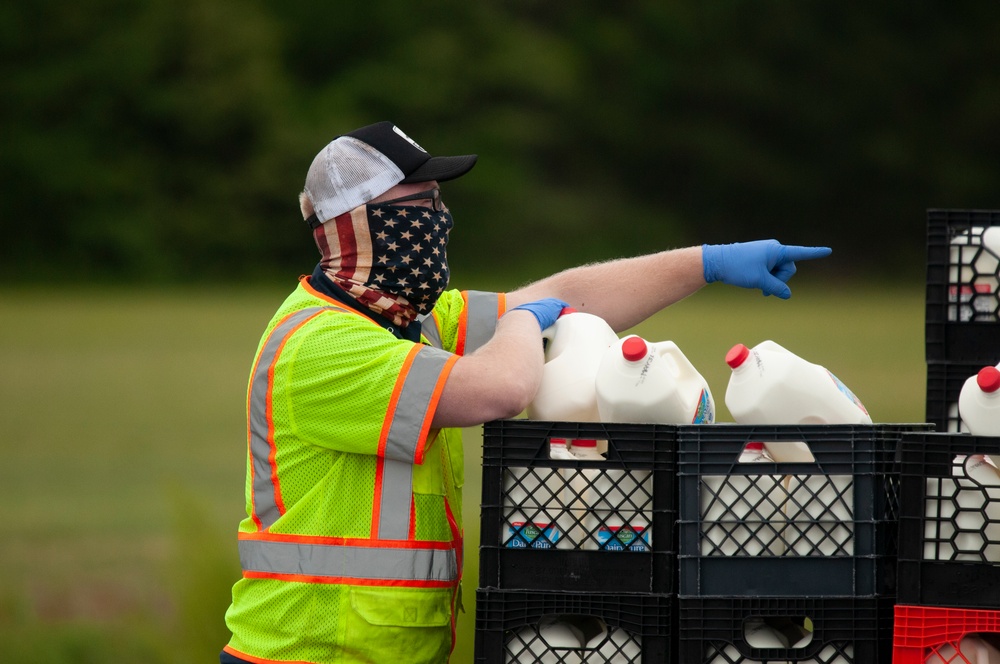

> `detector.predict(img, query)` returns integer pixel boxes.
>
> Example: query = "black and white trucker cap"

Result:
[303,121,478,225]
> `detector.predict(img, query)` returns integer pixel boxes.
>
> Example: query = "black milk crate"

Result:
[677,424,930,597]
[677,595,895,664]
[479,419,677,594]
[896,432,1000,609]
[474,589,674,663]
[926,360,998,433]
[925,208,1000,363]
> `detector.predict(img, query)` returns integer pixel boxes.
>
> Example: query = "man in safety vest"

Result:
[219,121,831,664]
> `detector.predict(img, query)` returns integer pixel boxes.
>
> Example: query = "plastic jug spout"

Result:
[726,344,750,369]
[621,336,648,361]
[978,366,1000,393]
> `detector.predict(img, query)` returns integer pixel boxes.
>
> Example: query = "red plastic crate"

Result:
[893,604,1000,663]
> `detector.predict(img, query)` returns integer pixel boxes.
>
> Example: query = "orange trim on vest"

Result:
[261,314,321,524]
[299,275,383,328]
[378,346,420,458]
[454,294,470,356]
[223,645,312,664]
[239,530,454,550]
[444,498,463,656]
[241,570,454,588]
[413,354,458,466]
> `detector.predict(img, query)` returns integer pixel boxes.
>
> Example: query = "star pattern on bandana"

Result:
[369,207,452,306]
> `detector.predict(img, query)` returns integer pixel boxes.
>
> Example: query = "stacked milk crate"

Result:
[891,210,1000,663]
[924,209,1000,433]
[474,420,678,663]
[675,424,923,663]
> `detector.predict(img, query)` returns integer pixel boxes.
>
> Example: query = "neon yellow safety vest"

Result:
[224,276,505,664]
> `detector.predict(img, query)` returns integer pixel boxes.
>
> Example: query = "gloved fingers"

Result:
[508,297,570,331]
[780,245,833,262]
[761,275,793,299]
[770,258,797,283]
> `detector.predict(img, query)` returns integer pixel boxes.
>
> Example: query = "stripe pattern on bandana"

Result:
[314,203,453,327]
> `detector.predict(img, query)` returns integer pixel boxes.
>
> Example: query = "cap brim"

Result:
[401,154,478,183]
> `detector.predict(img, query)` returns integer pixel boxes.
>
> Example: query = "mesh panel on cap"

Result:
[305,137,404,222]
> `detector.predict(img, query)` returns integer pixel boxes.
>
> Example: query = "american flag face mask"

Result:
[315,201,453,326]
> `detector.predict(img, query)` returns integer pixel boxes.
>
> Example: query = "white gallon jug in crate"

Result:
[949,225,1000,322]
[924,454,1000,563]
[527,308,619,423]
[701,442,788,556]
[570,438,651,552]
[725,341,870,557]
[503,438,576,550]
[595,335,715,424]
[584,627,642,661]
[507,618,584,664]
[960,363,1000,470]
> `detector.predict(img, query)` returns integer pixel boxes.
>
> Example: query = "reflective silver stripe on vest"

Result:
[378,458,414,541]
[379,345,454,540]
[463,291,500,354]
[418,313,443,349]
[249,306,339,529]
[239,538,458,583]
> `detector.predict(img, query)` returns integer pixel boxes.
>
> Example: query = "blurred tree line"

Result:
[3,1,1000,284]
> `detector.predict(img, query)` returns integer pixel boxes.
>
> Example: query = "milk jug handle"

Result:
[652,340,698,377]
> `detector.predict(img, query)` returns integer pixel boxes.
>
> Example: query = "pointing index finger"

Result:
[783,245,833,262]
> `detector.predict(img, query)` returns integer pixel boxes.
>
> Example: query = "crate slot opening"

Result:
[743,615,814,649]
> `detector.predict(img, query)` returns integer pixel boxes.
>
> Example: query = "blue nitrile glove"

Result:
[702,240,832,299]
[508,298,570,331]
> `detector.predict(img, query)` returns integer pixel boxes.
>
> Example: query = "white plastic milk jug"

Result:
[960,363,1000,471]
[725,341,869,556]
[927,635,1000,663]
[701,442,788,556]
[527,308,619,423]
[569,438,651,551]
[949,225,1000,322]
[725,341,872,462]
[503,438,576,549]
[595,335,715,424]
[924,454,1000,562]
[724,340,873,427]
[506,619,584,664]
[960,364,1000,468]
[584,626,642,661]
[709,619,790,664]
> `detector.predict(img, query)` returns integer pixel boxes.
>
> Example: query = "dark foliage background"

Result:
[4,1,999,284]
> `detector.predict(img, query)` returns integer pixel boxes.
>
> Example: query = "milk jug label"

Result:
[506,522,561,548]
[597,525,650,551]
[693,389,714,424]
[825,370,869,416]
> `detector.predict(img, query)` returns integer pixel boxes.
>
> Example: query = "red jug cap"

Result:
[726,344,750,368]
[622,336,648,362]
[977,366,1000,393]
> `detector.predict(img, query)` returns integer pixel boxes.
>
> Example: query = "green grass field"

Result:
[0,280,926,662]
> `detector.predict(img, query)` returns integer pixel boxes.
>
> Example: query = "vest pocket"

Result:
[346,587,452,663]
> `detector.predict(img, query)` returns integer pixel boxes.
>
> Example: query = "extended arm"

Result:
[506,241,832,333]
